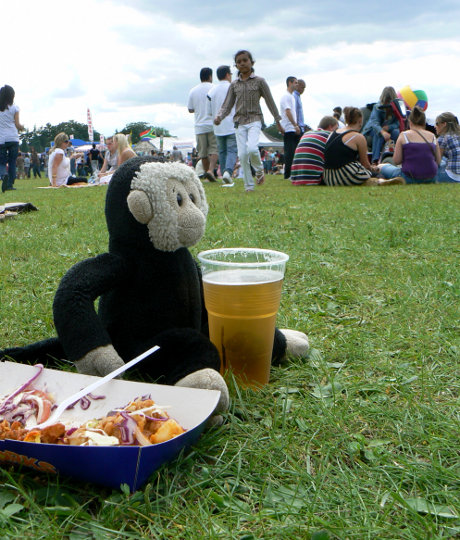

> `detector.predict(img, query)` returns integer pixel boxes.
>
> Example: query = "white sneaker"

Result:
[222,171,233,184]
[221,182,234,188]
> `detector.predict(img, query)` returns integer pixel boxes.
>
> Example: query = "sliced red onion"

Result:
[65,392,106,411]
[87,393,105,400]
[2,364,44,404]
[66,427,78,436]
[65,401,77,410]
[145,415,168,422]
[117,412,138,445]
[79,396,91,410]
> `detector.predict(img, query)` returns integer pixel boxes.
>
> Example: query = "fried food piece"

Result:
[149,419,185,444]
[40,423,66,444]
[0,419,27,441]
[24,430,41,443]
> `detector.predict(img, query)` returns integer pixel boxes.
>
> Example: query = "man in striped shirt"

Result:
[290,116,338,185]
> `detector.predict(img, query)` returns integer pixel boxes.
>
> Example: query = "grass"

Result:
[0,174,459,539]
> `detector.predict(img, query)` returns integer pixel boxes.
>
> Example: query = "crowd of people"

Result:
[1,71,459,193]
[292,85,460,186]
[186,58,459,189]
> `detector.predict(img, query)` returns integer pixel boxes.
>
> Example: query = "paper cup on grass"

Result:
[198,248,289,388]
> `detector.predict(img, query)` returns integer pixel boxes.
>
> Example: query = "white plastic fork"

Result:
[31,345,160,430]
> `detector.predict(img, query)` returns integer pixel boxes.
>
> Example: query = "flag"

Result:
[139,128,156,139]
[87,108,94,142]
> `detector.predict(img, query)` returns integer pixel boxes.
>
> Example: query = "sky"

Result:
[2,0,460,141]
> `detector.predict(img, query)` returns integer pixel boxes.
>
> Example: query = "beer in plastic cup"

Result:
[198,248,289,388]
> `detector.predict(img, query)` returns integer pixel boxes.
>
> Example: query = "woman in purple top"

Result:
[379,106,440,184]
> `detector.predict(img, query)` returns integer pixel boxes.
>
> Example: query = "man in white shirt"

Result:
[280,76,300,180]
[207,65,236,186]
[187,67,218,182]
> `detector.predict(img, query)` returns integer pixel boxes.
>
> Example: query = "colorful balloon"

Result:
[398,85,428,111]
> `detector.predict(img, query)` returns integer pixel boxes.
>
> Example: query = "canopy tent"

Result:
[145,137,195,157]
[68,138,91,147]
[48,138,105,153]
[70,144,106,153]
[163,138,195,157]
[258,132,284,149]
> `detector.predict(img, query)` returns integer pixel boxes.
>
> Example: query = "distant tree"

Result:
[263,122,283,141]
[119,122,171,144]
[20,120,100,152]
[19,120,172,151]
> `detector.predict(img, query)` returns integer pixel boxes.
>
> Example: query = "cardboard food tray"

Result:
[0,361,220,491]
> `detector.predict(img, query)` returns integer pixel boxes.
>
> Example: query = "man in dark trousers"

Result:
[89,143,100,174]
[280,76,300,180]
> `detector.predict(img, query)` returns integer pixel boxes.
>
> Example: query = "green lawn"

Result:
[0,175,459,539]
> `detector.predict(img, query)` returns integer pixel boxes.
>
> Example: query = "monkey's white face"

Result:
[127,162,208,252]
[166,177,206,247]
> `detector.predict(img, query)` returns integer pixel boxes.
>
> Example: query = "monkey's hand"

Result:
[75,345,125,377]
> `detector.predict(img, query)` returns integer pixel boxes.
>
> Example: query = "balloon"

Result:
[398,85,428,111]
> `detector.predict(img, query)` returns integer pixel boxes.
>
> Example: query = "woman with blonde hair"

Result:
[99,133,136,184]
[379,106,440,184]
[48,132,87,187]
[114,133,136,165]
[435,112,460,183]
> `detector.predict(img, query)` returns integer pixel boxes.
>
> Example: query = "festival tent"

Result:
[164,138,195,157]
[258,132,284,149]
[146,137,195,157]
[47,139,104,153]
[70,140,106,152]
[133,140,156,154]
[68,138,89,147]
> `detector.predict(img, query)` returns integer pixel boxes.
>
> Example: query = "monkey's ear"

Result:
[127,189,153,224]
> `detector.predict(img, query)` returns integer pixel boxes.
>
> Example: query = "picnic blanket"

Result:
[37,183,100,189]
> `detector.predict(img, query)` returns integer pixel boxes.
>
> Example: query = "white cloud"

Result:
[2,0,459,140]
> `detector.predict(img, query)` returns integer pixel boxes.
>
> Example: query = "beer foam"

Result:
[203,269,283,286]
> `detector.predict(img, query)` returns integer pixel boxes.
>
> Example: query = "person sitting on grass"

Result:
[435,112,460,183]
[290,115,338,186]
[99,134,136,184]
[323,107,378,186]
[362,86,400,164]
[48,132,87,187]
[378,106,441,184]
[98,136,117,180]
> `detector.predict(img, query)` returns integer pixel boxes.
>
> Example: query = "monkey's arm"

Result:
[53,253,130,369]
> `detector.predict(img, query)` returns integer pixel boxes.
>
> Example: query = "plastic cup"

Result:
[198,248,289,388]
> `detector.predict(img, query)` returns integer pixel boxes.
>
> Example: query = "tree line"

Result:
[20,121,171,152]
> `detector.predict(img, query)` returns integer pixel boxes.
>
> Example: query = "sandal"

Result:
[255,170,265,185]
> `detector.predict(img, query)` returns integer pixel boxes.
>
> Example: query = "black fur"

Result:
[1,157,287,382]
